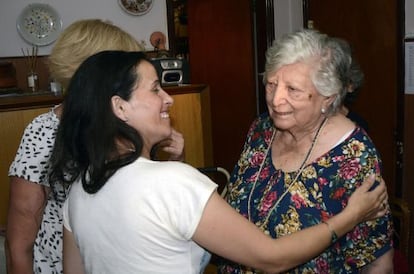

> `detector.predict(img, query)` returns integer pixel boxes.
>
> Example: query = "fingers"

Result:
[366,178,389,220]
[372,201,389,219]
[358,174,376,192]
[348,174,389,223]
[170,129,184,149]
[157,130,182,148]
[372,178,387,204]
[160,129,184,161]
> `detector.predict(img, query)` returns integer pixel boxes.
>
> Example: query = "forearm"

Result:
[63,228,86,274]
[5,227,35,273]
[265,176,386,272]
[261,210,358,272]
[196,177,386,273]
[6,217,38,274]
[195,193,356,273]
[5,239,34,274]
[6,177,48,274]
[251,176,386,272]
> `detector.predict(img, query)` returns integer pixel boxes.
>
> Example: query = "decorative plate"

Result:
[118,0,153,16]
[16,3,62,46]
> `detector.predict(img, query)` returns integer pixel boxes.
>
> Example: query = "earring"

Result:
[321,108,326,114]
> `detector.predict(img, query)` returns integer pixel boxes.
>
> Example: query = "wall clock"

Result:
[16,3,62,46]
[118,0,153,16]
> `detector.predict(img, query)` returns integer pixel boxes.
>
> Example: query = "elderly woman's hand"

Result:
[346,174,388,223]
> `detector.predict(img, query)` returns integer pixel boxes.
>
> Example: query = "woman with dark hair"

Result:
[51,50,388,274]
[5,19,157,274]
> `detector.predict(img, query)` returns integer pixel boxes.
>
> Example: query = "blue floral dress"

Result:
[217,113,393,274]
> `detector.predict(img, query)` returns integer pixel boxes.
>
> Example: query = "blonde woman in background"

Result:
[5,19,184,274]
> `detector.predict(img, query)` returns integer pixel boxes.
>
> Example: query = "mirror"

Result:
[166,0,189,59]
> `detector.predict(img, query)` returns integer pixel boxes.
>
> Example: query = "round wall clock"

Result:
[118,0,153,16]
[16,3,62,46]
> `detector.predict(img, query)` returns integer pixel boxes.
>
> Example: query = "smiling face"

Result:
[112,60,173,157]
[265,61,333,133]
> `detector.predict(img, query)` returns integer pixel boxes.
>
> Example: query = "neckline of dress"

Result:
[247,117,328,232]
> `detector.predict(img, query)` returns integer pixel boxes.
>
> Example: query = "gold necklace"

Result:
[247,118,328,232]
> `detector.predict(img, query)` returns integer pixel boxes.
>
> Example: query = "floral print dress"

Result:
[218,113,393,274]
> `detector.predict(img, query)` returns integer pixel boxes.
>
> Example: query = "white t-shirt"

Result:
[63,157,217,274]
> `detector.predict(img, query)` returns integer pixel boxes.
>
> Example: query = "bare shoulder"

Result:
[327,113,355,132]
[318,113,356,150]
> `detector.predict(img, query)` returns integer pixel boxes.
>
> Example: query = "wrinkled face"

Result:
[265,61,330,132]
[114,60,173,151]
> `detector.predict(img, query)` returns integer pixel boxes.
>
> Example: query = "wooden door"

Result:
[303,0,405,197]
[187,0,258,173]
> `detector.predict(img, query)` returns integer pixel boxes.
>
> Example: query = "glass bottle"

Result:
[27,71,39,92]
[49,78,62,95]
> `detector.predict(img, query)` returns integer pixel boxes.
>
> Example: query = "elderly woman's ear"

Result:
[111,95,129,122]
[323,95,338,112]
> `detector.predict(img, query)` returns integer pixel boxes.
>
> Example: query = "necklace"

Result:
[247,117,328,232]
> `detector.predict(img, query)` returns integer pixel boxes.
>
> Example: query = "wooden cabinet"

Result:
[0,84,213,226]
[165,85,213,168]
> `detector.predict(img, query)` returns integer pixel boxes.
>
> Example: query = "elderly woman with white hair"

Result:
[219,29,394,273]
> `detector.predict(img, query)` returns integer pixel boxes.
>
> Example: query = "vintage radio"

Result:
[150,58,190,86]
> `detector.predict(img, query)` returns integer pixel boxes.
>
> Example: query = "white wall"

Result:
[407,0,414,37]
[0,0,168,57]
[274,0,303,39]
[2,0,413,57]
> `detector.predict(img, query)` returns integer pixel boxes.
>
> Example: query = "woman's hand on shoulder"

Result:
[158,128,185,161]
[345,174,388,223]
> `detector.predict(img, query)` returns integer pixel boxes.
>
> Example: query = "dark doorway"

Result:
[303,0,405,197]
[186,0,275,173]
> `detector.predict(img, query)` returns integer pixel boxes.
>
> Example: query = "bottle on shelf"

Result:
[27,71,39,92]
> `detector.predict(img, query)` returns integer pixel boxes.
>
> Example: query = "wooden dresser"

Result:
[0,84,213,226]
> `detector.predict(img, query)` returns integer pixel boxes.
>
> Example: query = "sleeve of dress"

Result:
[340,132,394,265]
[8,111,57,186]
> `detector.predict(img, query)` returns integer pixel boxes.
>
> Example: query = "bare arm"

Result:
[361,249,394,274]
[5,176,48,274]
[193,174,388,273]
[63,227,85,274]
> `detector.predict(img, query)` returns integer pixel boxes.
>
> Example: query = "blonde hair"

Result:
[48,19,143,88]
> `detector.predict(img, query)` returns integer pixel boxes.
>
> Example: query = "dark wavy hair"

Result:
[50,50,147,199]
[327,37,364,105]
